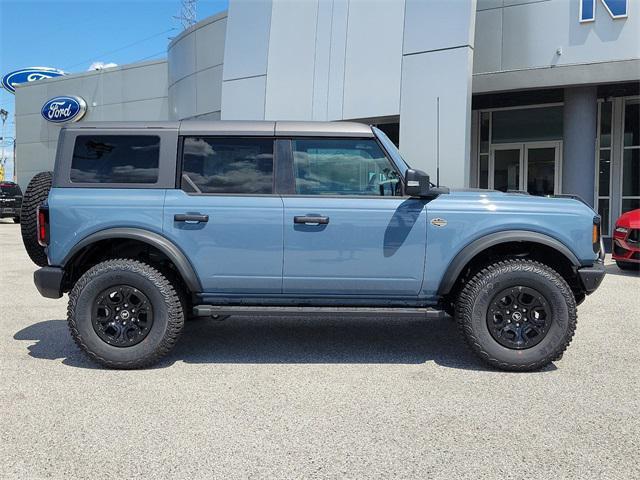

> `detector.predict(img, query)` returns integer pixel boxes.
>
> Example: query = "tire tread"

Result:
[67,259,184,369]
[20,171,53,267]
[455,259,577,372]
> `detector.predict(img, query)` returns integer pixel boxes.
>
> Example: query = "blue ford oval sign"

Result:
[41,96,87,123]
[1,67,66,94]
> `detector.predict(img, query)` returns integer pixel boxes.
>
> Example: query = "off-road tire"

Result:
[67,259,184,369]
[20,171,53,266]
[455,259,577,372]
[616,260,639,271]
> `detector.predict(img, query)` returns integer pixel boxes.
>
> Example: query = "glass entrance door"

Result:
[490,142,561,195]
[493,147,522,192]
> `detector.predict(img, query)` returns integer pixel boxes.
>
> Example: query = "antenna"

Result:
[436,96,440,188]
[175,0,197,30]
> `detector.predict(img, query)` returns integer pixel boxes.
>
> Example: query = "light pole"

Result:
[0,109,8,179]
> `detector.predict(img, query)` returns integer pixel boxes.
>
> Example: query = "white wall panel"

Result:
[400,47,474,187]
[342,0,404,119]
[45,76,102,112]
[14,142,57,189]
[223,0,272,81]
[196,65,223,116]
[477,0,503,10]
[474,8,502,73]
[168,33,196,85]
[311,0,333,121]
[122,98,169,121]
[501,0,640,70]
[404,0,476,54]
[14,83,48,115]
[195,17,227,70]
[264,0,318,120]
[15,113,51,144]
[221,75,267,120]
[169,74,197,120]
[326,0,349,120]
[103,62,168,104]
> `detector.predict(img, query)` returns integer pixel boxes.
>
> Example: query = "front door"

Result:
[281,137,427,298]
[163,136,283,294]
[490,141,561,195]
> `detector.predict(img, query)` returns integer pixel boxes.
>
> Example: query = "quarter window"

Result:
[71,135,160,184]
[291,138,400,196]
[181,137,274,194]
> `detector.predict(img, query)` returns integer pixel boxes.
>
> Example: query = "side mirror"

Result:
[405,169,431,197]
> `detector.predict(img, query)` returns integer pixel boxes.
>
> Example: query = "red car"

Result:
[612,209,640,270]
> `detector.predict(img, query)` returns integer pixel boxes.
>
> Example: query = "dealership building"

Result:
[12,0,640,237]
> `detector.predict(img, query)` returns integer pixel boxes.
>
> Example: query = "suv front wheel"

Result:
[67,259,184,369]
[455,259,577,371]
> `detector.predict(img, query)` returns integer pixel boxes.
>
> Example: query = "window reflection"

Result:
[71,135,160,184]
[181,137,273,194]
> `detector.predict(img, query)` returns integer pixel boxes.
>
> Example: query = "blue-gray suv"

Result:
[21,121,605,370]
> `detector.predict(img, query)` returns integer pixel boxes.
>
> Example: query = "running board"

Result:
[193,305,446,319]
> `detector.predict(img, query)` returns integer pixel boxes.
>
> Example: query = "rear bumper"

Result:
[33,267,64,299]
[577,262,606,295]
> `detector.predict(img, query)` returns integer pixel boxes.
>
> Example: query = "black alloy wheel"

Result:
[92,285,154,347]
[486,286,551,349]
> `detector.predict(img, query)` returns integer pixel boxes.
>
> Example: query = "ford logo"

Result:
[1,67,66,94]
[41,96,87,123]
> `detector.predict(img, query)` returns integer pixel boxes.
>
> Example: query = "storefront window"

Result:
[491,106,563,144]
[478,112,490,188]
[623,100,639,147]
[621,99,640,215]
[597,101,613,235]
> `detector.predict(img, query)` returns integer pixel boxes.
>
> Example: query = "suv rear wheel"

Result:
[67,259,184,369]
[455,259,577,371]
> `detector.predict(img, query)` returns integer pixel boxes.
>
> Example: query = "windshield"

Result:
[372,127,409,176]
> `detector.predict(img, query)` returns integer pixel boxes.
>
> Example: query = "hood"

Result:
[434,188,597,217]
[616,208,640,229]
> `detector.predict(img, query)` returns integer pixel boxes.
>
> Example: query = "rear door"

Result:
[163,136,283,294]
[281,137,427,298]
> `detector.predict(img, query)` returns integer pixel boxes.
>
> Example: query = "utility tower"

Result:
[175,0,197,30]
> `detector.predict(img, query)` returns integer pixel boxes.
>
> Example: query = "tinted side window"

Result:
[292,138,401,196]
[71,135,160,184]
[181,137,274,194]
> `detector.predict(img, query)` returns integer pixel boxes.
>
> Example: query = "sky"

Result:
[0,0,228,178]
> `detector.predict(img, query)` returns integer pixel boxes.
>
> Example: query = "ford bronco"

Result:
[21,121,605,370]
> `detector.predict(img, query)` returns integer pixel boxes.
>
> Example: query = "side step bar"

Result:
[193,305,446,319]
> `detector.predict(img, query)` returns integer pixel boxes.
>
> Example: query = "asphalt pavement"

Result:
[1,220,638,479]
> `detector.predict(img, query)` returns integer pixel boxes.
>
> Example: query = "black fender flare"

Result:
[62,228,202,293]
[437,230,581,296]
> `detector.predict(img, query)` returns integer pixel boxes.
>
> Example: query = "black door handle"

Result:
[294,215,330,225]
[174,213,209,223]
